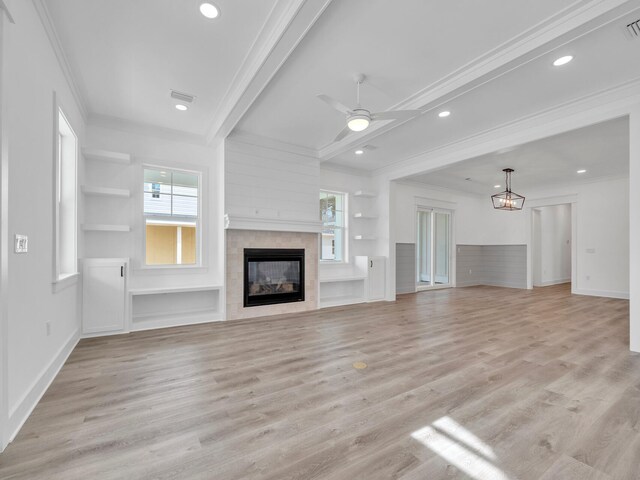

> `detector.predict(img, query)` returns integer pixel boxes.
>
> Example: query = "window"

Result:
[320,190,347,262]
[55,109,77,280]
[144,168,200,266]
[416,208,451,287]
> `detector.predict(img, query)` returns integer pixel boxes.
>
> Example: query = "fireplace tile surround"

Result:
[226,229,318,320]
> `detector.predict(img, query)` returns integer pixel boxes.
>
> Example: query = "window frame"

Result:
[52,98,78,289]
[140,163,204,270]
[319,189,348,264]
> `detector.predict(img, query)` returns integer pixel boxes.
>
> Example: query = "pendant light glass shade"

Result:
[491,168,525,211]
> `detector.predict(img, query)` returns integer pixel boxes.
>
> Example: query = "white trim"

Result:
[51,271,79,293]
[0,11,9,453]
[7,329,80,444]
[534,278,571,287]
[572,288,629,300]
[224,214,322,233]
[31,0,88,121]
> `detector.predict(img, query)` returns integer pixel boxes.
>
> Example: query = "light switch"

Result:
[586,248,596,254]
[14,234,28,253]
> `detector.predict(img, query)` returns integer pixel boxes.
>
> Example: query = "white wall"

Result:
[389,177,629,299]
[630,106,640,353]
[2,0,85,448]
[225,139,320,225]
[533,204,571,286]
[84,123,224,290]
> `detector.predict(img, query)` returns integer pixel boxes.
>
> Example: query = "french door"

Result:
[416,208,452,288]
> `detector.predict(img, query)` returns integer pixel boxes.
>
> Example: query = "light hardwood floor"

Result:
[1,284,639,479]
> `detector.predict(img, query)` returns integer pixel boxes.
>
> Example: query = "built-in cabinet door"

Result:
[82,258,127,335]
[368,256,386,301]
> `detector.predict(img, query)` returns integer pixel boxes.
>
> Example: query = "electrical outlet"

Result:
[468,269,472,275]
[46,321,51,336]
[586,275,591,281]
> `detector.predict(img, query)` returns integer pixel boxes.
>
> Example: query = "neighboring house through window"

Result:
[144,168,200,266]
[320,190,346,262]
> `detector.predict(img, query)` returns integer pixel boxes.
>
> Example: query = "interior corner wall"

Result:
[630,106,640,353]
[3,0,85,446]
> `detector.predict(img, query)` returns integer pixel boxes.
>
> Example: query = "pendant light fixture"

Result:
[491,168,525,211]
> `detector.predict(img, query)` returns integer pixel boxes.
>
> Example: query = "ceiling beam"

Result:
[318,0,636,161]
[205,0,333,145]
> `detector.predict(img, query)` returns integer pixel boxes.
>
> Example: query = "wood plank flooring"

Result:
[1,284,639,479]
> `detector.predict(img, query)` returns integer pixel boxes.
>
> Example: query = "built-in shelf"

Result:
[81,185,131,198]
[83,224,131,232]
[353,190,377,198]
[353,213,378,219]
[129,285,222,296]
[320,295,367,309]
[320,275,367,284]
[83,148,131,165]
[354,235,376,240]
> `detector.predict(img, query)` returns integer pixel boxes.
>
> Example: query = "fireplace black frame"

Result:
[243,248,305,308]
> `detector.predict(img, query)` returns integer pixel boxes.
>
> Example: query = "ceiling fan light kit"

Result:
[491,168,525,211]
[317,74,421,142]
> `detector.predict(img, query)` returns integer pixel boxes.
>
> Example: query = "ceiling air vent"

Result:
[624,19,640,39]
[170,90,196,103]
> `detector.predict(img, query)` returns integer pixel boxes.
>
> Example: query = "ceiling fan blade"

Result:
[333,126,352,142]
[371,110,421,121]
[317,94,352,115]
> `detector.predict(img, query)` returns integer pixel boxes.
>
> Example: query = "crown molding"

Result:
[31,0,88,122]
[205,0,333,145]
[88,114,209,147]
[374,76,640,181]
[228,131,318,159]
[318,0,636,160]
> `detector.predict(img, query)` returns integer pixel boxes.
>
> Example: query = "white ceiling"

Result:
[43,0,640,178]
[233,1,640,170]
[405,116,629,195]
[44,0,278,135]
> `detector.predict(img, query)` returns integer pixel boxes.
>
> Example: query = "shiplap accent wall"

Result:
[456,245,527,289]
[225,140,320,224]
[396,243,416,294]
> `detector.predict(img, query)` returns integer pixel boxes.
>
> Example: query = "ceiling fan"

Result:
[317,74,421,143]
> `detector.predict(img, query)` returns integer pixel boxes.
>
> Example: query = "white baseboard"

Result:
[131,313,224,333]
[572,288,629,300]
[7,329,80,445]
[534,278,571,287]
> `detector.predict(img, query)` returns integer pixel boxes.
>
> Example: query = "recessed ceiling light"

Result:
[175,104,188,111]
[577,169,587,173]
[553,55,573,67]
[199,3,220,19]
[494,184,501,188]
[438,111,451,118]
[355,149,364,155]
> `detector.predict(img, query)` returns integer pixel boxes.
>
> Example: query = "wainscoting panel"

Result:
[396,243,416,294]
[457,244,527,289]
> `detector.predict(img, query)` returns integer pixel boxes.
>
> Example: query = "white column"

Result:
[630,105,640,352]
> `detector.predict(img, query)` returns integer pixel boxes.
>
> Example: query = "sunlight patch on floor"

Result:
[411,416,510,480]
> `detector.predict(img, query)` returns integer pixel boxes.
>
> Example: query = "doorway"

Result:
[416,208,452,289]
[531,204,572,287]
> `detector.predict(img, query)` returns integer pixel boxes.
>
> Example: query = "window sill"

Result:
[52,272,79,293]
[320,260,348,265]
[136,264,208,274]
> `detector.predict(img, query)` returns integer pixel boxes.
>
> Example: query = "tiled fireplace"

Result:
[226,229,318,320]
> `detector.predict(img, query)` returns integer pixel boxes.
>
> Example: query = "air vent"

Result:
[170,90,196,103]
[625,19,640,39]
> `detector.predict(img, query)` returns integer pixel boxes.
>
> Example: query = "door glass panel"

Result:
[434,212,450,285]
[417,211,431,284]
